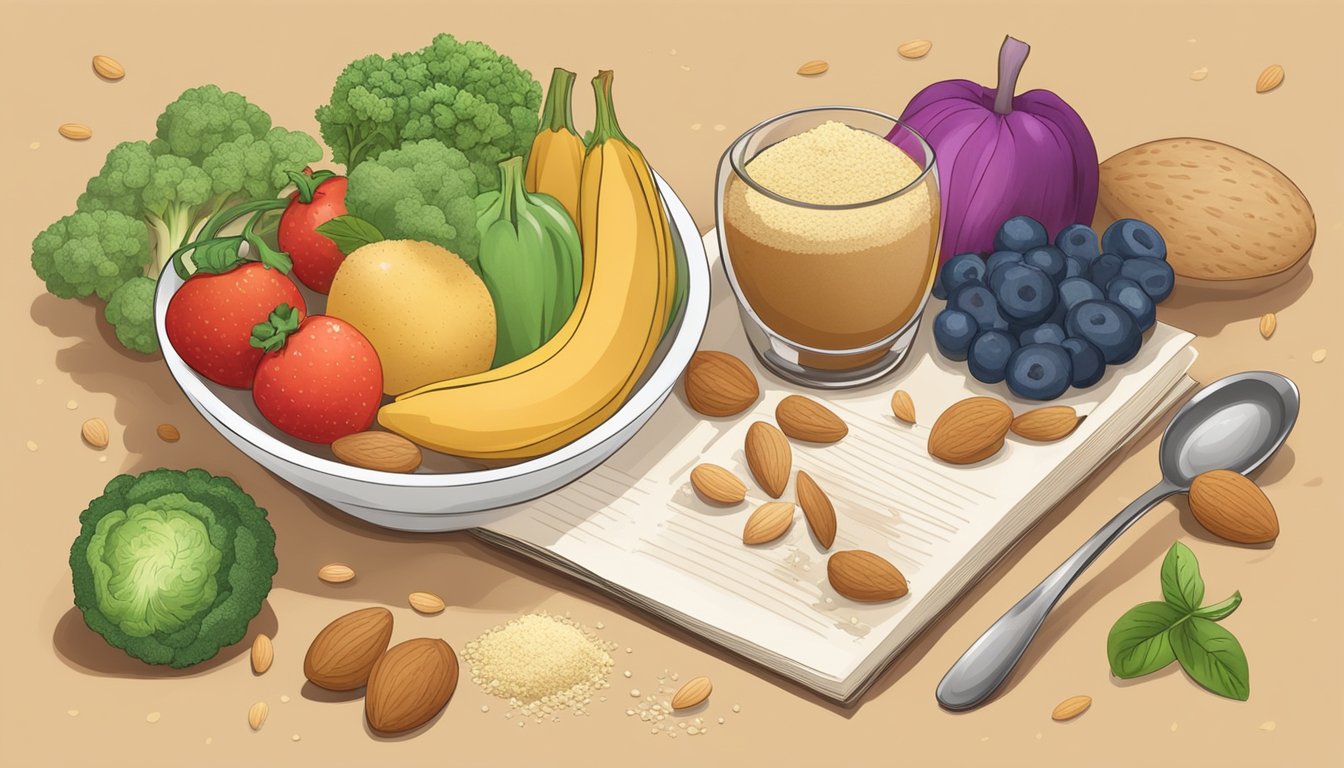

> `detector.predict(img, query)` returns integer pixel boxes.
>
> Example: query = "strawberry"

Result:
[278,171,348,293]
[250,305,383,444]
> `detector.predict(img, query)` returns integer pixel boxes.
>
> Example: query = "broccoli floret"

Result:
[345,139,481,260]
[104,276,158,353]
[69,468,278,668]
[316,33,541,190]
[31,210,150,300]
[150,84,273,163]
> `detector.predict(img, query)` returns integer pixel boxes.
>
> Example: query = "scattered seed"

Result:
[156,423,181,442]
[732,704,741,713]
[30,142,41,150]
[688,726,700,734]
[797,59,829,76]
[624,670,632,678]
[280,695,290,703]
[1255,64,1285,94]
[717,717,725,724]
[690,123,702,131]
[713,124,726,132]
[205,737,213,745]
[67,709,79,717]
[146,711,161,724]
[679,64,691,72]
[98,455,107,462]
[481,705,490,713]
[1259,313,1277,339]
[1312,349,1327,363]
[630,689,641,697]
[1036,732,1043,739]
[408,591,446,614]
[1259,721,1277,732]
[1190,66,1209,81]
[81,418,109,448]
[1051,694,1092,721]
[897,39,933,59]
[59,123,93,141]
[248,701,268,731]
[26,440,38,452]
[1171,721,1179,732]
[625,647,633,653]
[670,49,677,55]
[291,733,301,742]
[66,400,78,410]
[317,562,355,583]
[595,622,605,629]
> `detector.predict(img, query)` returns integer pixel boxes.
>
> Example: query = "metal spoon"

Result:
[936,371,1299,711]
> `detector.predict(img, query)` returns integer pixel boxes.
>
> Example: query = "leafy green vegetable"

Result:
[69,469,278,668]
[1106,542,1250,700]
[31,210,151,300]
[103,276,158,354]
[344,139,481,260]
[315,33,542,190]
[315,215,385,255]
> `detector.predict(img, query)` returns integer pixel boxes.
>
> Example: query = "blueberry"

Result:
[951,283,1010,332]
[986,250,1024,274]
[1089,252,1125,290]
[1065,300,1141,364]
[994,264,1057,326]
[1057,276,1105,314]
[1055,223,1101,266]
[1101,218,1167,260]
[932,277,947,300]
[1118,257,1175,303]
[1020,322,1067,347]
[967,330,1018,384]
[1006,343,1074,401]
[1023,245,1067,284]
[994,216,1049,252]
[933,308,978,361]
[938,252,988,299]
[1061,337,1106,388]
[1065,255,1089,279]
[1106,277,1156,332]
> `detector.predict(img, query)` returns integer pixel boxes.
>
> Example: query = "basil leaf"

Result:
[315,215,384,255]
[1171,617,1250,701]
[1192,591,1243,621]
[1160,541,1204,612]
[1107,601,1184,678]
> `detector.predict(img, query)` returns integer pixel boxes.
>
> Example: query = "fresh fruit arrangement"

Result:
[930,215,1175,401]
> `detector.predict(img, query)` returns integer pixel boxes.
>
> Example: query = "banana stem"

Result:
[541,68,579,135]
[589,70,636,151]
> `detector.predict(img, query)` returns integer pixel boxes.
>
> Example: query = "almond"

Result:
[304,607,394,691]
[251,633,274,674]
[1051,694,1092,721]
[745,421,791,497]
[1010,406,1083,442]
[332,430,422,473]
[827,550,908,602]
[58,123,92,140]
[91,54,125,80]
[897,39,933,59]
[684,351,759,417]
[1259,313,1277,339]
[408,591,446,615]
[1188,470,1279,544]
[81,417,109,448]
[1255,64,1284,93]
[890,389,917,425]
[928,397,1013,464]
[317,562,355,583]
[156,423,180,442]
[248,701,269,731]
[795,470,836,550]
[797,59,829,76]
[671,676,713,709]
[743,501,795,545]
[775,395,848,443]
[690,464,747,505]
[365,638,459,734]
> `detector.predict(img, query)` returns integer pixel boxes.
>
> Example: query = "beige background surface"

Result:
[3,1,1341,765]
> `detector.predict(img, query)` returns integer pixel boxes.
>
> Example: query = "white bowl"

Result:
[154,173,709,532]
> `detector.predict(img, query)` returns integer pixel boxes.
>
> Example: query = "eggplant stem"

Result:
[994,35,1032,115]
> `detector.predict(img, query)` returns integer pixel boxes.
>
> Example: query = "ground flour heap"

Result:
[464,612,615,722]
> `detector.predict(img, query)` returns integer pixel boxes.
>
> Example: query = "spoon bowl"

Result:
[1159,371,1299,488]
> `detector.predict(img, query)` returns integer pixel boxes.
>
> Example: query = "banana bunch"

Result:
[525,68,584,230]
[378,70,675,460]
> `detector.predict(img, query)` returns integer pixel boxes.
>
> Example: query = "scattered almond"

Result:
[684,351,760,417]
[1255,64,1284,93]
[365,638,459,734]
[745,421,792,497]
[91,54,125,80]
[332,430,422,473]
[408,591,446,615]
[251,634,274,674]
[928,397,1013,464]
[1011,406,1083,442]
[690,464,747,505]
[775,395,848,443]
[1189,66,1209,81]
[797,59,829,76]
[247,701,268,731]
[1259,313,1276,339]
[1052,695,1092,721]
[81,418,109,448]
[795,471,837,549]
[897,39,933,59]
[890,390,917,425]
[1188,470,1279,544]
[156,423,180,442]
[671,676,713,709]
[827,550,908,602]
[743,501,795,545]
[317,562,355,583]
[58,123,92,141]
[304,607,395,691]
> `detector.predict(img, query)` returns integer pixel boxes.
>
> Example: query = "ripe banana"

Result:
[525,67,584,231]
[379,70,673,459]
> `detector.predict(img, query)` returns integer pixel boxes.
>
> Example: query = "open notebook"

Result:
[476,231,1198,704]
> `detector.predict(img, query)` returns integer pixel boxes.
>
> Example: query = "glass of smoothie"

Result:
[715,107,940,388]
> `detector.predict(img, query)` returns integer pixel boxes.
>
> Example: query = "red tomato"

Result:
[165,263,305,388]
[278,175,348,293]
[252,315,383,444]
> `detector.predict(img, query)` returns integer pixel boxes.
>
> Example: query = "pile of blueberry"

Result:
[931,216,1174,401]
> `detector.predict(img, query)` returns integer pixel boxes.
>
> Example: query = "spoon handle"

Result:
[935,480,1180,711]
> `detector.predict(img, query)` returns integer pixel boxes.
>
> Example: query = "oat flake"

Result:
[146,712,160,723]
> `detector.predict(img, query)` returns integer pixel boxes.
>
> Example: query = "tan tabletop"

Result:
[3,1,1341,765]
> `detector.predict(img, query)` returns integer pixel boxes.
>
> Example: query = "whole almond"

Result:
[408,591,446,615]
[156,423,180,442]
[251,634,274,674]
[365,638,459,734]
[776,395,848,443]
[1052,695,1092,721]
[1011,406,1083,442]
[1255,64,1284,93]
[671,676,713,709]
[318,562,355,583]
[248,701,269,731]
[891,390,917,425]
[58,123,92,141]
[827,550,908,602]
[683,351,759,417]
[795,470,836,549]
[690,464,747,505]
[797,59,829,76]
[928,397,1013,464]
[1188,470,1279,544]
[91,55,125,80]
[304,607,394,691]
[897,39,933,59]
[745,421,791,497]
[81,417,109,448]
[743,501,795,545]
[1259,313,1277,339]
[332,430,422,473]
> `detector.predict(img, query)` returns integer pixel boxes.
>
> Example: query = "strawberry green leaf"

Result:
[1107,601,1183,678]
[1160,541,1204,612]
[1171,617,1250,701]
